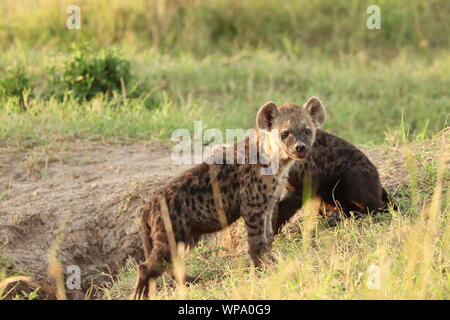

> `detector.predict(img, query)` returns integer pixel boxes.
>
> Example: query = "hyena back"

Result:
[132,97,326,299]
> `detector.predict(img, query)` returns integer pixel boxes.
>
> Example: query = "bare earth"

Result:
[0,141,406,299]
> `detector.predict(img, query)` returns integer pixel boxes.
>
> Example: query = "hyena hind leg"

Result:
[337,168,385,217]
[132,243,170,300]
[140,218,153,258]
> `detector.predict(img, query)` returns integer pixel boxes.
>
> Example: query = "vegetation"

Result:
[46,47,133,101]
[1,50,448,148]
[1,0,449,55]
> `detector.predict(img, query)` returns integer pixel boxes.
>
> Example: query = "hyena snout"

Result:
[294,142,306,152]
[292,142,309,159]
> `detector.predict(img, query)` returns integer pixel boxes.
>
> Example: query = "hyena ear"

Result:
[257,101,279,131]
[304,96,326,127]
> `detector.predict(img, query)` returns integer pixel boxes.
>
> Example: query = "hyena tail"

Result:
[139,207,153,259]
[381,187,398,211]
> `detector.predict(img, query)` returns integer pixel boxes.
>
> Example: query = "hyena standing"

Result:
[132,97,326,299]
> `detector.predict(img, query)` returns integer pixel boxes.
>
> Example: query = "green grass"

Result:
[0,0,448,148]
[1,49,448,149]
[1,0,449,56]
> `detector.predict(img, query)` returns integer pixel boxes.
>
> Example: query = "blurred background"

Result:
[0,0,448,145]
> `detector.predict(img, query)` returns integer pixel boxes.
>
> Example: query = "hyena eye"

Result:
[304,128,312,135]
[281,130,289,139]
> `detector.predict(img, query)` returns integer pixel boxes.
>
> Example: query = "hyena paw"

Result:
[251,250,276,269]
[131,264,150,300]
[325,210,342,227]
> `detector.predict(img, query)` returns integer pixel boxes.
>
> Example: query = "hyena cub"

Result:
[272,99,392,234]
[132,97,326,299]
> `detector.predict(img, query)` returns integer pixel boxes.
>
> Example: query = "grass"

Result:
[0,250,37,300]
[1,49,448,149]
[1,0,449,56]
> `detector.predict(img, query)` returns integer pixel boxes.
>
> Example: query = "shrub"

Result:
[0,65,31,99]
[48,48,132,101]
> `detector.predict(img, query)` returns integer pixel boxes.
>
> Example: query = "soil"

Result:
[0,141,191,298]
[0,141,407,299]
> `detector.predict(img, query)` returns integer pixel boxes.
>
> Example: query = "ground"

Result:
[0,141,192,298]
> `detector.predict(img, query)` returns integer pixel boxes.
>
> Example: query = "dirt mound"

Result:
[0,141,190,298]
[0,141,407,299]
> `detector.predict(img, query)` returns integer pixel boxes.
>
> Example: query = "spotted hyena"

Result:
[132,97,326,299]
[272,100,393,234]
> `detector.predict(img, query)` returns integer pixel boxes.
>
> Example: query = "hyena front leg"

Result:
[242,203,274,268]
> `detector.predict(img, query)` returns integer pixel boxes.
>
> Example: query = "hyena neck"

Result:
[255,129,294,177]
[275,158,295,179]
[255,128,272,158]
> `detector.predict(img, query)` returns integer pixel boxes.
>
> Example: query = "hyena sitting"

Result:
[272,98,392,234]
[132,97,326,299]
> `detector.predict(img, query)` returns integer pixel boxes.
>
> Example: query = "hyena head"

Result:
[257,96,326,161]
